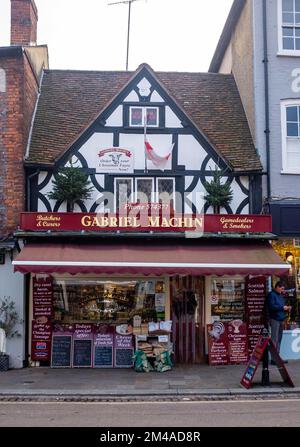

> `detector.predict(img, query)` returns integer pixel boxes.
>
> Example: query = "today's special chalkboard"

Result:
[73,339,93,367]
[94,346,113,368]
[51,335,72,368]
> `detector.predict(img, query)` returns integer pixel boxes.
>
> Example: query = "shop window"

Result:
[210,278,245,323]
[279,0,300,54]
[272,240,300,325]
[129,106,159,127]
[281,100,300,172]
[52,278,167,324]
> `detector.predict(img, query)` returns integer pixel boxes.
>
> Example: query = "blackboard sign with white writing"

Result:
[115,348,134,368]
[94,346,113,368]
[51,335,72,368]
[73,339,92,367]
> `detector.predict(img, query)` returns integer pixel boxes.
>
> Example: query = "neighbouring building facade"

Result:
[210,0,300,357]
[0,0,48,367]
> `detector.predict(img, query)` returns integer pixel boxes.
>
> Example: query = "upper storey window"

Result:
[281,99,300,172]
[129,106,159,127]
[279,0,300,53]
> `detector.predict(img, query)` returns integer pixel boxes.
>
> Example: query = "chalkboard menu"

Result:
[51,335,72,368]
[73,339,92,367]
[94,346,113,367]
[240,335,268,388]
[114,334,134,368]
[93,325,114,368]
[115,348,134,368]
[240,335,295,389]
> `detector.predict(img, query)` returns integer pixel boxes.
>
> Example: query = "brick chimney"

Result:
[11,0,38,46]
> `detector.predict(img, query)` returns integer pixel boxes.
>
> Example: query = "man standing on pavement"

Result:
[267,281,292,364]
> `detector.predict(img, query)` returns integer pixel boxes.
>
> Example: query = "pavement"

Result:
[0,361,300,398]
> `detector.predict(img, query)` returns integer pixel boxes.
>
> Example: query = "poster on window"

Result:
[31,320,52,361]
[245,276,267,324]
[33,275,53,321]
[207,322,228,366]
[227,320,249,364]
[245,276,267,354]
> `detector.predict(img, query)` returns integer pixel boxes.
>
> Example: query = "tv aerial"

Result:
[108,0,147,71]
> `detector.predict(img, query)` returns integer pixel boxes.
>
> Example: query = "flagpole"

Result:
[144,107,148,174]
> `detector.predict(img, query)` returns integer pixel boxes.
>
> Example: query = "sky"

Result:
[0,0,233,72]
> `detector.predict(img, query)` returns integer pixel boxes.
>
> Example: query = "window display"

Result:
[53,278,166,324]
[272,240,300,327]
[211,278,245,322]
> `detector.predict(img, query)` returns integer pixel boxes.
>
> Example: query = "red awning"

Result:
[13,240,289,276]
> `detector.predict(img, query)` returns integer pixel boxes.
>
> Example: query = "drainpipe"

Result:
[263,0,271,200]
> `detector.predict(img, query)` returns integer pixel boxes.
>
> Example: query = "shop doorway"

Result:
[171,276,205,364]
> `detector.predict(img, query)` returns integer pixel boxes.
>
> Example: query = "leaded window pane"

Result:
[116,179,132,211]
[157,178,175,209]
[136,179,153,203]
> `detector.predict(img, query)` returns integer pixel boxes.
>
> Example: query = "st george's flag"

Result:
[145,140,174,171]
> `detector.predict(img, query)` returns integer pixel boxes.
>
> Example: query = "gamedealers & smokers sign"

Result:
[19,213,272,233]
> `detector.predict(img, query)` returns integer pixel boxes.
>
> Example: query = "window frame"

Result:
[135,177,155,203]
[278,0,300,55]
[114,177,134,212]
[129,106,160,128]
[281,98,300,173]
[114,176,176,211]
[156,177,175,205]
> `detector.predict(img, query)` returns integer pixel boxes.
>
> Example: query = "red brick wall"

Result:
[11,0,38,46]
[0,52,39,236]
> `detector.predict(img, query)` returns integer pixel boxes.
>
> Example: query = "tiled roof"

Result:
[27,66,262,172]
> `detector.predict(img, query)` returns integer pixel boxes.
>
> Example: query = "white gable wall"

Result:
[33,73,253,215]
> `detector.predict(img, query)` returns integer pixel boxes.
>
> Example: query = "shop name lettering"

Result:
[81,215,203,229]
[33,214,203,230]
[219,216,254,230]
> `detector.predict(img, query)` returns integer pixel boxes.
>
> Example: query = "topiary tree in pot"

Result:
[0,297,22,371]
[204,169,233,214]
[47,167,94,212]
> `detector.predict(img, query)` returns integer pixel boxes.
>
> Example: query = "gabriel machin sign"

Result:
[98,147,134,173]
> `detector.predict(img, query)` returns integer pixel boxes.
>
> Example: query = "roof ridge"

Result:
[42,68,234,77]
